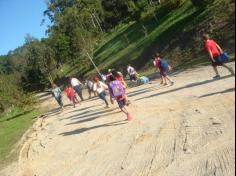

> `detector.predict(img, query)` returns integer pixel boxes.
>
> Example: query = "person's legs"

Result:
[222,64,235,75]
[88,88,92,99]
[56,96,63,108]
[160,75,164,84]
[213,66,220,75]
[110,94,114,104]
[99,92,109,107]
[94,91,97,97]
[130,75,137,82]
[74,95,80,104]
[72,96,76,108]
[118,100,132,121]
[166,75,174,84]
[163,76,168,85]
[75,86,84,101]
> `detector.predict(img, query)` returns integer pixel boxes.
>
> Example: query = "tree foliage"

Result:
[190,0,215,7]
[0,0,185,94]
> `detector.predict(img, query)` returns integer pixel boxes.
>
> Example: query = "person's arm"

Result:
[153,61,156,67]
[100,82,108,90]
[153,61,158,72]
[207,49,215,62]
[215,43,223,54]
[78,80,82,85]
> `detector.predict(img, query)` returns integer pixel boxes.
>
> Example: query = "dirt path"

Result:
[3,63,235,176]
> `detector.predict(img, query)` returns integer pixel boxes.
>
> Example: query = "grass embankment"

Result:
[0,109,39,168]
[63,0,235,78]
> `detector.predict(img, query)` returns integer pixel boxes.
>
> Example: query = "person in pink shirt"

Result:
[203,34,234,79]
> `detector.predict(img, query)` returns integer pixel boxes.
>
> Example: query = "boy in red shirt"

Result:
[203,34,234,79]
[65,86,79,108]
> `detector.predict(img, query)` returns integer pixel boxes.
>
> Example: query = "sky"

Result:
[0,0,50,55]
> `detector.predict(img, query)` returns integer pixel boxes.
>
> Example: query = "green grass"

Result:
[79,0,234,77]
[60,0,234,79]
[0,109,39,167]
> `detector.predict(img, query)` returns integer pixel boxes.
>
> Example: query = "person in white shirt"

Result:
[86,79,96,99]
[70,77,84,101]
[127,64,137,82]
[93,77,109,108]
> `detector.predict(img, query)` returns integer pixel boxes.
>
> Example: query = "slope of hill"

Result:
[63,0,235,78]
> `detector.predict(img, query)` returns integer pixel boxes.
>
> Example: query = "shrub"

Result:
[0,74,37,114]
[191,0,215,7]
[165,0,184,9]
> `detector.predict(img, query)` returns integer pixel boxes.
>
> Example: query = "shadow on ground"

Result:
[135,74,234,101]
[60,120,127,136]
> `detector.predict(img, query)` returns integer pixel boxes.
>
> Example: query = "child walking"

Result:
[51,83,64,110]
[203,34,234,79]
[153,53,174,85]
[93,77,110,108]
[108,75,133,121]
[111,70,131,105]
[65,86,79,108]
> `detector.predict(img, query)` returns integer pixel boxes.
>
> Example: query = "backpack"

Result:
[109,80,125,97]
[219,52,230,63]
[139,76,150,84]
[160,59,169,72]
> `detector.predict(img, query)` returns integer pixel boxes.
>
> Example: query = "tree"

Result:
[24,36,57,89]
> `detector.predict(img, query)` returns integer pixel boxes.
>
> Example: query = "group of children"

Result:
[51,33,235,122]
[51,52,176,121]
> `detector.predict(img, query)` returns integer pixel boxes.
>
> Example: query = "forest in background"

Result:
[0,0,235,114]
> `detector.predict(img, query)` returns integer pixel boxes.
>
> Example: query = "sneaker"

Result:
[213,75,221,79]
[127,113,133,121]
[170,81,174,85]
[126,100,131,106]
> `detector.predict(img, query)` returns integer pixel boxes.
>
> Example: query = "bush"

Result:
[0,74,36,114]
[191,0,215,7]
[165,0,184,9]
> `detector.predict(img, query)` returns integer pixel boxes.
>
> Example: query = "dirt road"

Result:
[3,63,235,176]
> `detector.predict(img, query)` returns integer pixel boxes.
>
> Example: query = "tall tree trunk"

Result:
[90,14,97,28]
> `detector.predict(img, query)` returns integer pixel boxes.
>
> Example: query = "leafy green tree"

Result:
[24,36,57,89]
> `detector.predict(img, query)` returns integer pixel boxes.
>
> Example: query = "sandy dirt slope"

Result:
[2,63,235,176]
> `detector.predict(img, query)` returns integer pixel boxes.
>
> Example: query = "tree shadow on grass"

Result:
[0,110,33,122]
[60,120,127,136]
[135,75,234,101]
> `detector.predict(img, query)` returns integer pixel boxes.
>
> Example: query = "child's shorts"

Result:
[117,99,126,109]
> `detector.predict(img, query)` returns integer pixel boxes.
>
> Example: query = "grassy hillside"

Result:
[63,0,235,78]
[0,110,39,168]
